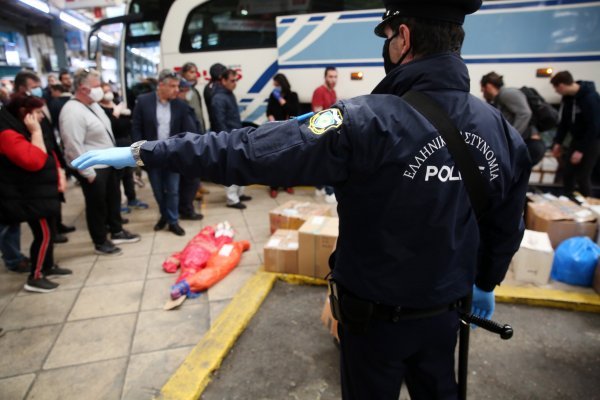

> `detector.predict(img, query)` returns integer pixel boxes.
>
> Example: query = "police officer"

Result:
[73,0,530,398]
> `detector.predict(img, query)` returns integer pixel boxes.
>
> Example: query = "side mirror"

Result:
[88,34,100,60]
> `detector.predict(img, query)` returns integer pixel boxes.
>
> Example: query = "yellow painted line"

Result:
[496,285,600,312]
[157,271,277,400]
[274,272,327,286]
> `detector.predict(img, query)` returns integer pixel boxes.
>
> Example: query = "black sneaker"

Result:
[239,195,253,202]
[45,265,73,276]
[94,241,122,256]
[53,234,69,244]
[7,258,30,274]
[168,223,186,236]
[226,202,247,210]
[111,230,141,244]
[24,277,59,293]
[154,217,167,231]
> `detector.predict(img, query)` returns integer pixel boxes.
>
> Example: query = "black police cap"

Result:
[374,0,482,37]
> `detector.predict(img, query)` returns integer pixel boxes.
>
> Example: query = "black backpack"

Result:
[520,86,559,132]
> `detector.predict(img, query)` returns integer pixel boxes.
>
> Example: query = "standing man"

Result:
[131,69,197,235]
[59,70,73,93]
[211,69,251,210]
[74,0,531,397]
[60,68,140,255]
[204,63,227,130]
[550,71,600,197]
[179,62,206,220]
[312,66,339,203]
[480,71,545,165]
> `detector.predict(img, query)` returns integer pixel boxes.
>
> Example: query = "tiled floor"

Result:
[0,178,334,400]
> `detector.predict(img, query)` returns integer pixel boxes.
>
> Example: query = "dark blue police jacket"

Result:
[140,53,531,308]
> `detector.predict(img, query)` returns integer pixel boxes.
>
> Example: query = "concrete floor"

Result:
[201,282,600,400]
[0,177,331,400]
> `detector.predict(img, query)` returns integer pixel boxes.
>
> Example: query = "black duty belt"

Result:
[371,302,458,322]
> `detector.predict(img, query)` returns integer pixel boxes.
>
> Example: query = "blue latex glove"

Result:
[71,147,135,170]
[272,87,282,101]
[471,285,495,320]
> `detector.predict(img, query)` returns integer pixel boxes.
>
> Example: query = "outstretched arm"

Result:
[73,110,352,188]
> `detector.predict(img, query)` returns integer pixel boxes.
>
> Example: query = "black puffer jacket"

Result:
[0,106,59,224]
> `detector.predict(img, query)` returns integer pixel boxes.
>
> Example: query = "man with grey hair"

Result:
[60,68,140,255]
[131,69,197,236]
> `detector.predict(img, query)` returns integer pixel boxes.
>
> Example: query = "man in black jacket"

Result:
[551,70,600,197]
[210,69,252,209]
[131,69,197,235]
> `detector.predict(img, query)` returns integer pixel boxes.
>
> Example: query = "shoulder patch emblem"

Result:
[308,108,343,135]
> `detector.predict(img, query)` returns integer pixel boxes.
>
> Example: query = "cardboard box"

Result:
[320,297,339,341]
[269,201,332,234]
[263,230,299,274]
[526,199,597,248]
[529,171,542,184]
[540,155,558,172]
[509,230,554,285]
[540,172,556,184]
[298,216,339,278]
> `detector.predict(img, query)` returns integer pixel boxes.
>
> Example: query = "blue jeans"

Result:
[0,223,26,269]
[147,168,180,225]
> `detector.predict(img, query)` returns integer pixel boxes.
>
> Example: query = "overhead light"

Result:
[18,0,49,14]
[241,9,248,16]
[60,11,91,32]
[98,31,118,45]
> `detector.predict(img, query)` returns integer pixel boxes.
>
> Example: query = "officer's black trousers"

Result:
[338,309,459,400]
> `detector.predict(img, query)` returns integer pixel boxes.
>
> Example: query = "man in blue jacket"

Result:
[551,70,600,197]
[74,0,530,397]
[210,69,252,209]
[131,69,197,235]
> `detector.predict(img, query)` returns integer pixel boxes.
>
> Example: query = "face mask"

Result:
[382,33,411,75]
[103,92,114,102]
[89,87,104,103]
[30,87,43,98]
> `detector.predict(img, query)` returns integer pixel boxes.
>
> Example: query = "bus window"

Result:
[180,0,382,53]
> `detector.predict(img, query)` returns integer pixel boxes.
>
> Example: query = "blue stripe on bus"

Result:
[280,62,383,69]
[480,0,598,10]
[279,55,600,70]
[279,25,317,55]
[309,16,325,22]
[280,18,296,24]
[464,55,600,63]
[338,12,381,20]
[248,61,279,94]
[244,104,267,122]
[240,98,253,103]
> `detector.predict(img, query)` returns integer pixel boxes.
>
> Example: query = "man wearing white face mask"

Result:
[60,68,140,256]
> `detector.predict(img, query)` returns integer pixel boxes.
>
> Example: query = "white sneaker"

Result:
[315,188,326,196]
[325,193,337,204]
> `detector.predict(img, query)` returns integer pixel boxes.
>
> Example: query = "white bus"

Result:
[91,0,600,125]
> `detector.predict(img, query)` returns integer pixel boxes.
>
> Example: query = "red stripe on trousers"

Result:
[34,218,50,280]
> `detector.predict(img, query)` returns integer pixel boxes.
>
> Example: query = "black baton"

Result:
[457,295,514,400]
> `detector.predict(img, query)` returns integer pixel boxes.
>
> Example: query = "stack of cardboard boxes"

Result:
[264,201,338,278]
[509,193,598,286]
[525,194,597,248]
[529,153,558,184]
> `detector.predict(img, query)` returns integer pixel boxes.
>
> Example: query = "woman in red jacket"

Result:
[0,94,71,293]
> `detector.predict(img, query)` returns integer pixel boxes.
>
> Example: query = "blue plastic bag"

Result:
[551,237,600,287]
